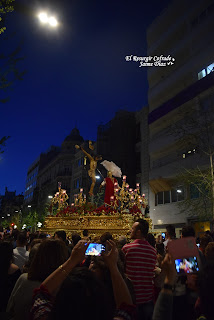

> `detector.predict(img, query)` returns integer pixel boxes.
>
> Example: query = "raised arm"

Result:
[103,240,133,308]
[76,145,93,161]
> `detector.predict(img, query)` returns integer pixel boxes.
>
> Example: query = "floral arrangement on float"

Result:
[49,177,148,219]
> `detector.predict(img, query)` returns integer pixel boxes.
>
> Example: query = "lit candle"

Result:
[142,193,145,197]
[129,188,132,192]
[126,184,129,189]
[80,188,83,193]
[84,194,86,199]
[115,188,119,193]
[71,203,74,206]
[131,195,134,201]
[123,175,126,181]
[110,196,114,203]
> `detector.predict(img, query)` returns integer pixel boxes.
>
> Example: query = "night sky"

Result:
[0,0,170,195]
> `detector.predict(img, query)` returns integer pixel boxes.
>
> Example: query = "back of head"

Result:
[136,218,149,238]
[55,230,66,243]
[205,242,214,263]
[200,234,213,250]
[38,233,47,240]
[82,229,88,237]
[166,224,175,239]
[28,239,68,281]
[198,263,214,320]
[118,236,127,247]
[17,232,27,247]
[146,233,155,248]
[100,232,112,244]
[181,226,195,238]
[52,267,112,320]
[156,243,165,256]
[72,233,81,246]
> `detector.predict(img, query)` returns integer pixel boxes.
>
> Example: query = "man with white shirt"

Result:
[13,232,29,271]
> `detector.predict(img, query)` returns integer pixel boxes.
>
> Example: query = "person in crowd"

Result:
[153,254,214,320]
[13,232,29,271]
[22,243,41,273]
[72,233,81,246]
[156,234,163,244]
[199,234,213,255]
[152,253,177,320]
[54,230,67,244]
[30,240,135,320]
[181,226,206,268]
[204,242,214,263]
[122,219,157,320]
[171,225,201,320]
[0,241,21,313]
[147,233,156,248]
[38,232,47,240]
[163,224,176,249]
[118,235,127,248]
[82,229,90,241]
[7,239,68,320]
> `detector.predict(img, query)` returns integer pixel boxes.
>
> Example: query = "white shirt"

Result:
[13,247,29,271]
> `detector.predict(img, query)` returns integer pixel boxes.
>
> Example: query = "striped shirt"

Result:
[122,239,157,304]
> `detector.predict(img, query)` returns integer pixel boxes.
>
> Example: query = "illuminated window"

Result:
[198,62,214,80]
[198,69,206,80]
[207,63,214,74]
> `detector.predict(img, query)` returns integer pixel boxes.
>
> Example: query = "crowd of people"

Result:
[0,221,214,320]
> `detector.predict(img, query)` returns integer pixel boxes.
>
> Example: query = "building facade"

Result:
[146,0,214,234]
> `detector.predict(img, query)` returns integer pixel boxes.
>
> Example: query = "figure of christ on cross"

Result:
[75,144,102,196]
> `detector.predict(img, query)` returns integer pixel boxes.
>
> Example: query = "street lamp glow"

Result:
[95,176,100,179]
[49,16,58,27]
[48,195,53,199]
[28,205,32,208]
[38,12,49,24]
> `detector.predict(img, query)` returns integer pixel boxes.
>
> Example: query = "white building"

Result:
[146,0,214,235]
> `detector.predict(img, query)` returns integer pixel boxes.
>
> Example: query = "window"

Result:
[198,62,214,80]
[164,191,170,204]
[157,192,163,205]
[73,179,80,189]
[155,186,184,206]
[78,158,83,167]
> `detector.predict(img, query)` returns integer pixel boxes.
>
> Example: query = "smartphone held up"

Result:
[167,237,200,274]
[85,243,105,256]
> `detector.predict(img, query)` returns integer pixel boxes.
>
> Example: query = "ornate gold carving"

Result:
[42,214,152,240]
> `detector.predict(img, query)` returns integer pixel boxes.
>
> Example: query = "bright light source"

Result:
[14,225,17,229]
[49,16,58,27]
[2,216,4,219]
[15,210,18,213]
[95,176,100,179]
[177,189,182,193]
[22,224,27,230]
[37,222,42,228]
[28,205,32,208]
[38,12,49,23]
[7,214,10,216]
[48,195,53,199]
